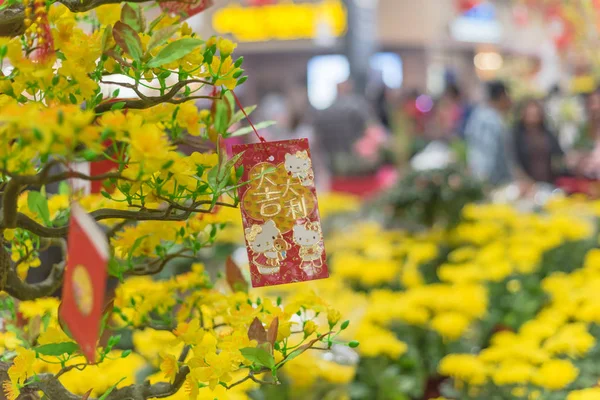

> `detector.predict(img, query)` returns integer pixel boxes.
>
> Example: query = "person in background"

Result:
[464,81,527,187]
[571,88,600,179]
[513,99,565,183]
[313,80,389,196]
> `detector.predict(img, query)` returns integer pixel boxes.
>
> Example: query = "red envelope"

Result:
[60,204,109,362]
[233,138,329,287]
[159,0,213,19]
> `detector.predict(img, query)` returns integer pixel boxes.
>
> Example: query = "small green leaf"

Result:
[237,76,248,86]
[146,25,179,54]
[207,165,219,191]
[348,340,360,348]
[0,45,7,59]
[240,347,275,369]
[214,99,228,135]
[233,69,244,79]
[112,88,120,98]
[113,21,143,62]
[146,38,204,68]
[27,191,51,226]
[340,320,350,330]
[101,24,113,52]
[120,3,144,33]
[234,56,244,68]
[111,101,126,111]
[98,377,126,400]
[128,235,149,265]
[69,93,77,104]
[35,342,79,356]
[100,190,111,199]
[229,120,275,137]
[58,182,70,196]
[230,105,257,125]
[235,165,244,179]
[121,349,132,358]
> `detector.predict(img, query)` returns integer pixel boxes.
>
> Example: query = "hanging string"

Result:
[231,90,267,143]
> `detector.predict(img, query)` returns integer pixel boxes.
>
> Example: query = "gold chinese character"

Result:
[280,177,300,197]
[284,196,308,219]
[254,165,277,189]
[260,202,281,217]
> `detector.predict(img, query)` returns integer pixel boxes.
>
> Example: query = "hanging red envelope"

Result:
[159,0,213,19]
[60,203,109,362]
[233,138,329,287]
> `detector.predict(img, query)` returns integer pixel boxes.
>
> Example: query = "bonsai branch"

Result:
[96,79,218,113]
[0,0,150,37]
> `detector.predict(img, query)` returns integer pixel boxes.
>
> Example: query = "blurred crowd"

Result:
[234,73,600,199]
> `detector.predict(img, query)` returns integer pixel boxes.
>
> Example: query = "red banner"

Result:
[233,139,328,287]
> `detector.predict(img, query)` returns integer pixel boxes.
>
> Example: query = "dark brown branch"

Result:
[2,178,21,228]
[0,0,151,37]
[13,200,236,238]
[95,79,217,113]
[3,239,66,300]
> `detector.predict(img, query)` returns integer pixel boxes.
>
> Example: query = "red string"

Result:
[231,90,267,143]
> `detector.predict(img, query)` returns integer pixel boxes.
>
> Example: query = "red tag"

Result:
[60,204,109,362]
[159,0,213,19]
[233,139,328,287]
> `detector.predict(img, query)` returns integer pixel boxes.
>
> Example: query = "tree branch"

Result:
[95,79,217,113]
[3,238,66,300]
[12,200,236,238]
[0,0,151,37]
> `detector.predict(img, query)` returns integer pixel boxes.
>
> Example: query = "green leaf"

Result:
[35,342,79,356]
[98,377,126,400]
[146,25,179,54]
[127,235,149,265]
[146,38,204,68]
[108,258,124,281]
[27,191,51,226]
[348,340,360,348]
[111,101,126,111]
[69,93,77,104]
[228,120,275,138]
[214,99,228,135]
[207,165,219,191]
[230,105,257,125]
[237,76,248,86]
[234,56,244,68]
[340,320,350,330]
[120,3,144,33]
[58,182,70,196]
[113,21,143,62]
[240,347,275,369]
[101,25,113,53]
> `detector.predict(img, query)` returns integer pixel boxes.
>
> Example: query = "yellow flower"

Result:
[439,354,487,385]
[303,320,317,336]
[2,380,19,400]
[327,308,341,327]
[355,325,407,359]
[492,361,535,385]
[211,56,239,90]
[173,319,205,346]
[567,388,600,400]
[37,326,72,346]
[177,101,201,136]
[532,359,578,390]
[159,353,178,383]
[8,347,36,383]
[430,312,470,341]
[218,38,237,56]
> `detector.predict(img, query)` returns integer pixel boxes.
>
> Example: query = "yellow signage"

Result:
[212,0,347,42]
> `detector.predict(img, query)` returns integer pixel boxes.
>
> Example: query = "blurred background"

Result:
[164,0,600,202]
